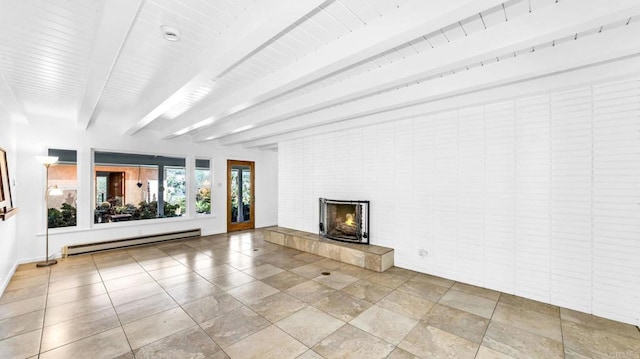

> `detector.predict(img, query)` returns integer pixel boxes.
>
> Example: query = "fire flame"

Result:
[344,213,355,226]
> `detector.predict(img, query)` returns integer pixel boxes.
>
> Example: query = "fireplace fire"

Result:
[319,198,369,244]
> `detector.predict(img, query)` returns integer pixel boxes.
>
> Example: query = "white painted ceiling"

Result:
[0,0,639,150]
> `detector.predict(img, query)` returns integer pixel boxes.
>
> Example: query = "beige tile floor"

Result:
[1,230,639,359]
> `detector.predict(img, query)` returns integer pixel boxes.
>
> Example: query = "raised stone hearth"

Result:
[263,226,393,272]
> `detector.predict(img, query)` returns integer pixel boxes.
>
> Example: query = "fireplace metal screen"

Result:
[319,198,369,244]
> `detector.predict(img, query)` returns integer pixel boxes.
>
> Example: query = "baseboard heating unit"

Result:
[62,228,201,256]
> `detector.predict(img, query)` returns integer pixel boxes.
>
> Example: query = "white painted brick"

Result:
[277,77,640,326]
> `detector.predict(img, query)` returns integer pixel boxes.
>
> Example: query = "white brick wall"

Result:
[278,77,640,326]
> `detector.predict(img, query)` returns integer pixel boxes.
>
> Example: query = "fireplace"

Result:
[319,198,369,244]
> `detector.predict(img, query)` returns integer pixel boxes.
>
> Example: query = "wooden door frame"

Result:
[227,160,255,232]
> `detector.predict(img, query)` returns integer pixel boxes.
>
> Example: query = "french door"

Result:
[227,160,255,232]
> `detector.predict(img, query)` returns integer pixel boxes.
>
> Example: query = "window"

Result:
[164,166,186,216]
[93,151,185,223]
[47,149,77,228]
[195,159,211,215]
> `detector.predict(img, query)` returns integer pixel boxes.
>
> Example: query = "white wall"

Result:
[0,118,19,293]
[278,76,640,326]
[12,118,278,264]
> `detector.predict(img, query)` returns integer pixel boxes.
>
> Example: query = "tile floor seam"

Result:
[125,246,222,355]
[282,320,331,356]
[4,231,639,359]
[473,290,502,358]
[91,253,136,358]
[195,315,225,354]
[344,317,405,351]
[559,314,567,359]
[33,260,113,355]
[35,267,52,358]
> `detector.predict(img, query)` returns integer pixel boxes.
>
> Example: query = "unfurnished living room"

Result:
[0,0,639,358]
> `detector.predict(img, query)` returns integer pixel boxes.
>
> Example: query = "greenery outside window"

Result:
[93,151,185,223]
[164,166,186,216]
[195,159,211,215]
[47,149,77,228]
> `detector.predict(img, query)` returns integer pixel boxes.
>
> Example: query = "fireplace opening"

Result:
[319,198,369,244]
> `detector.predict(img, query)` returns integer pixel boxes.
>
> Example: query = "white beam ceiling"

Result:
[0,0,638,149]
[123,0,328,136]
[216,19,640,146]
[197,0,639,143]
[240,55,640,149]
[76,0,142,130]
[160,0,507,139]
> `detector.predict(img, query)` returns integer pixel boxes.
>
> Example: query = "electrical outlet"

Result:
[418,249,428,257]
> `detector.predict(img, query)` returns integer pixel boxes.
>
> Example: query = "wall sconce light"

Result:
[35,155,62,267]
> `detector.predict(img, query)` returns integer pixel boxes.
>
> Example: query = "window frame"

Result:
[91,149,187,226]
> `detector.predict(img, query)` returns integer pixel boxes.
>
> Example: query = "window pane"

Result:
[231,169,238,221]
[164,167,186,216]
[93,151,185,223]
[47,149,77,228]
[195,159,211,215]
[242,169,251,221]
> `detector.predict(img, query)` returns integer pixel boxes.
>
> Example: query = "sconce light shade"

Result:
[36,156,59,165]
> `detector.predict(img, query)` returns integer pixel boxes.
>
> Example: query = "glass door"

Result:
[227,160,254,232]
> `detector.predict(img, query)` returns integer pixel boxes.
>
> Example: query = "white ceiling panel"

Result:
[98,0,247,112]
[425,30,449,48]
[297,15,339,45]
[396,43,419,58]
[312,8,350,38]
[0,0,637,149]
[481,4,508,28]
[441,23,468,43]
[340,0,381,24]
[0,0,101,119]
[408,37,433,53]
[322,1,366,31]
[461,14,487,34]
[278,33,314,57]
[504,0,531,19]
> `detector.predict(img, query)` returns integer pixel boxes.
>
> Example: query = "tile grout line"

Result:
[190,239,324,356]
[155,238,280,356]
[35,267,52,359]
[7,231,638,358]
[90,252,137,357]
[111,239,241,353]
[134,241,229,354]
[559,305,568,359]
[36,258,118,356]
[473,291,501,359]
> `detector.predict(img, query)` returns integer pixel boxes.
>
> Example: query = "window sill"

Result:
[40,214,216,236]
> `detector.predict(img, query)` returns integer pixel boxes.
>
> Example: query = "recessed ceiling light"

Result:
[160,25,180,42]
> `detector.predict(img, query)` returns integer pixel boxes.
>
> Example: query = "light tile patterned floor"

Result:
[1,230,639,359]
